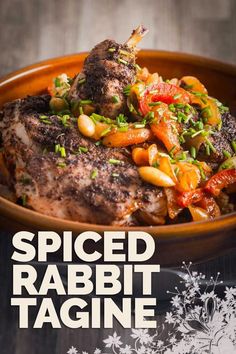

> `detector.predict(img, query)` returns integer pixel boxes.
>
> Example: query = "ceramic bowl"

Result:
[0,51,236,266]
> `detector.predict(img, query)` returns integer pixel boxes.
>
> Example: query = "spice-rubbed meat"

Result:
[0,95,167,225]
[197,112,236,166]
[68,26,148,118]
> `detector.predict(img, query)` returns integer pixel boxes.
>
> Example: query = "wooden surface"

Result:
[0,1,236,353]
[0,0,236,78]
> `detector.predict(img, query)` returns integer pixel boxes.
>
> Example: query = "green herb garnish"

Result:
[112,95,120,103]
[109,159,121,165]
[90,169,98,179]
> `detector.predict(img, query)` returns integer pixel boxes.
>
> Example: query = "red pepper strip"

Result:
[196,194,221,218]
[177,188,205,208]
[205,169,236,197]
[139,82,191,116]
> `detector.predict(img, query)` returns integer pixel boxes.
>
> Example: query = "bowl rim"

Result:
[0,50,236,236]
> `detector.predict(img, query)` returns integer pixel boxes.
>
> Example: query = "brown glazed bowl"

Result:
[0,51,236,266]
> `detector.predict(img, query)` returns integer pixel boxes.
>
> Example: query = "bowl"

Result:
[0,50,236,266]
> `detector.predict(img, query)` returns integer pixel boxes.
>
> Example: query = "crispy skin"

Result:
[1,95,167,225]
[68,39,137,118]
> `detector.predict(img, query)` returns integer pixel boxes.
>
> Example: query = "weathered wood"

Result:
[0,0,235,77]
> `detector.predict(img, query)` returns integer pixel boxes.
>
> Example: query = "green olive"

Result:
[49,97,69,113]
[218,156,236,171]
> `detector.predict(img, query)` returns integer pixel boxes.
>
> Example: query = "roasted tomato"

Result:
[177,188,205,208]
[149,103,181,153]
[205,169,236,196]
[196,194,221,218]
[139,82,191,116]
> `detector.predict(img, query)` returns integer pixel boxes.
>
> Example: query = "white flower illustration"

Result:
[131,329,151,344]
[67,263,236,354]
[67,346,78,354]
[94,349,101,354]
[104,332,123,348]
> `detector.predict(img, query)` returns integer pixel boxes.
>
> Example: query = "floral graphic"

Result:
[67,263,236,354]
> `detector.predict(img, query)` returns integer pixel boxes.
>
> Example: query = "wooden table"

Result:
[0,1,236,353]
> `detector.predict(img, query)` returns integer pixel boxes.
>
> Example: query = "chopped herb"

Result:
[192,160,206,180]
[169,146,176,157]
[60,146,66,158]
[100,127,111,137]
[175,103,185,109]
[55,144,60,153]
[54,77,61,87]
[205,138,216,153]
[201,106,212,121]
[205,144,211,156]
[20,176,32,185]
[109,159,121,165]
[128,103,137,113]
[118,126,129,132]
[40,115,48,119]
[135,64,141,71]
[78,146,88,153]
[123,84,131,96]
[116,114,128,127]
[145,111,155,121]
[191,129,204,138]
[223,150,231,158]
[173,93,182,100]
[231,140,236,153]
[90,169,98,179]
[80,99,93,105]
[195,121,204,130]
[78,78,86,85]
[201,97,208,104]
[134,123,145,129]
[79,106,84,115]
[95,141,101,146]
[112,95,120,104]
[168,104,176,112]
[174,167,180,176]
[182,83,194,90]
[108,47,116,52]
[21,195,27,206]
[61,114,70,127]
[57,162,66,168]
[148,101,162,107]
[152,161,160,168]
[71,100,80,112]
[217,119,222,131]
[42,120,52,125]
[190,146,197,159]
[118,58,128,65]
[177,151,187,161]
[177,112,188,123]
[191,91,207,97]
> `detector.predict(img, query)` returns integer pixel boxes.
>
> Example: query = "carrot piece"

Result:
[102,128,152,147]
[181,76,208,95]
[132,148,149,166]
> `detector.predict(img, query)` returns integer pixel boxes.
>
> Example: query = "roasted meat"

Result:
[198,112,236,166]
[0,95,167,225]
[68,26,148,118]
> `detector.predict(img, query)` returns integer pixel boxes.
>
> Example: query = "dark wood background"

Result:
[1,0,236,77]
[0,1,236,353]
